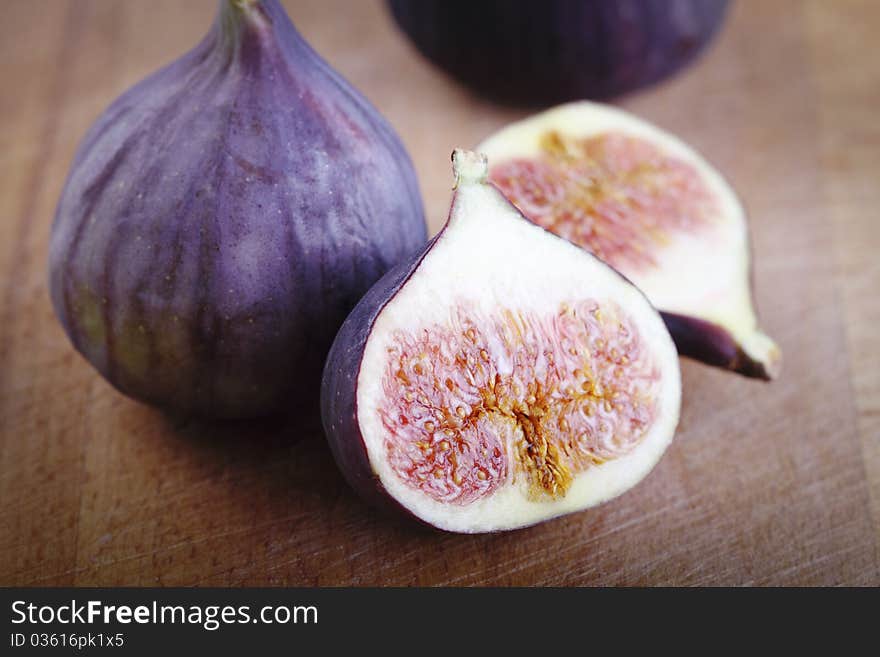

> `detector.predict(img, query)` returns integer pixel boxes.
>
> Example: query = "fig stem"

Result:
[740,329,782,380]
[229,0,259,10]
[452,149,488,188]
[218,0,266,47]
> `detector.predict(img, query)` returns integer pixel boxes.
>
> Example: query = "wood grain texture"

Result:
[1,0,877,586]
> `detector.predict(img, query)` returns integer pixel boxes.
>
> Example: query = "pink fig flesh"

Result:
[479,102,781,380]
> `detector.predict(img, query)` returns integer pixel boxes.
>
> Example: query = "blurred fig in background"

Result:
[388,0,730,105]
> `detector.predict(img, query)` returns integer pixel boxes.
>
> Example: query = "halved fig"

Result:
[321,150,681,533]
[479,102,781,380]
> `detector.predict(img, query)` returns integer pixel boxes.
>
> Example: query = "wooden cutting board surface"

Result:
[1,0,877,586]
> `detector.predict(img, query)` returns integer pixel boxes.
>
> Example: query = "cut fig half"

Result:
[321,150,681,533]
[479,102,781,380]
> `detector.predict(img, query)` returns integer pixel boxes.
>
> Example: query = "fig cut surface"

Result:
[479,102,781,380]
[321,150,681,533]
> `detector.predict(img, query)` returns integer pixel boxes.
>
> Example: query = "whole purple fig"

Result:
[49,0,427,418]
[388,0,730,105]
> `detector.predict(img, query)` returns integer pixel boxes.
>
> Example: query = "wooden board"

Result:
[1,0,877,586]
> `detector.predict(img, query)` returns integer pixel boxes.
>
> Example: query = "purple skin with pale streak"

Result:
[661,313,774,381]
[49,0,427,418]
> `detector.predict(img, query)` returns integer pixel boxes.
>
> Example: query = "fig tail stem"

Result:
[452,149,488,189]
[738,329,782,380]
[661,312,781,381]
[218,0,267,45]
[229,0,259,10]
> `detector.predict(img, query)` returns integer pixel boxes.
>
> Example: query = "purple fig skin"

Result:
[321,233,443,525]
[48,0,427,418]
[388,0,730,106]
[661,313,776,381]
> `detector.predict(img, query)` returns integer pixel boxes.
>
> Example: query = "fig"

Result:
[387,0,730,105]
[479,102,780,380]
[321,150,681,533]
[48,0,427,417]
